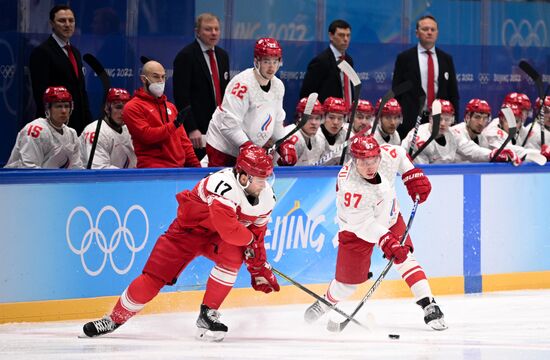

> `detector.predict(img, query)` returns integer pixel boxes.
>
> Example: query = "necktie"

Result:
[207,49,222,106]
[64,44,79,78]
[426,50,434,110]
[340,55,351,107]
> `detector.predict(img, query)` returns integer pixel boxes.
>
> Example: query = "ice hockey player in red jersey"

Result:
[82,145,280,342]
[304,135,447,330]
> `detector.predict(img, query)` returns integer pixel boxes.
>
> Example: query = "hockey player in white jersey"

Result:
[401,99,458,164]
[304,135,447,330]
[372,98,402,145]
[80,88,137,169]
[523,96,550,160]
[503,92,532,143]
[5,86,83,169]
[206,37,296,167]
[82,145,279,342]
[482,102,545,165]
[451,99,519,163]
[350,99,374,137]
[319,97,349,165]
[281,97,325,166]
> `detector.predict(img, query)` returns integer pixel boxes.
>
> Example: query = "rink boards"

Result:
[0,164,549,323]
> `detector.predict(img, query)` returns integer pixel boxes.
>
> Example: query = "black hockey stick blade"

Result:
[519,61,542,86]
[490,107,517,162]
[411,99,442,161]
[270,92,318,154]
[140,55,152,65]
[326,196,421,332]
[337,60,362,165]
[408,95,427,156]
[271,267,371,331]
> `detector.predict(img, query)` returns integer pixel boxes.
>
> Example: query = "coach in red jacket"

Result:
[123,60,201,168]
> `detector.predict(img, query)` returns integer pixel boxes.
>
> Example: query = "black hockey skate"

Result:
[304,299,331,324]
[195,304,228,342]
[81,315,121,337]
[416,297,448,330]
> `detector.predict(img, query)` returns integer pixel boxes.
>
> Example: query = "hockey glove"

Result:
[277,136,298,166]
[490,148,521,166]
[541,144,550,161]
[174,105,191,128]
[379,231,410,265]
[401,168,431,204]
[247,262,280,293]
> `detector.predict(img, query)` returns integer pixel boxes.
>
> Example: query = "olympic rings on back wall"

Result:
[66,205,149,276]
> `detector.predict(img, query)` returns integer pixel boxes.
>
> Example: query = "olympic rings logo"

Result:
[66,205,149,276]
[0,65,15,79]
[374,72,386,84]
[502,19,547,47]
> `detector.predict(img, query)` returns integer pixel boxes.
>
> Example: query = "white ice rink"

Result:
[1,289,549,360]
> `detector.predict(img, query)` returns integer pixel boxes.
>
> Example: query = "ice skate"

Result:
[195,304,228,342]
[81,315,121,337]
[304,299,331,324]
[417,297,448,331]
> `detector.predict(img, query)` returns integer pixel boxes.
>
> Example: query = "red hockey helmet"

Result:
[350,135,381,159]
[465,99,491,115]
[295,97,324,116]
[439,99,455,115]
[504,92,531,111]
[535,96,550,113]
[106,88,131,103]
[235,145,273,177]
[375,98,402,116]
[323,97,349,114]
[254,37,282,59]
[500,102,522,118]
[43,86,72,104]
[356,99,374,115]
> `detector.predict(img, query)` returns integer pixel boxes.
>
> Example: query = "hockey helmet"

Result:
[356,99,374,115]
[465,99,491,115]
[375,98,402,117]
[254,38,282,60]
[500,102,522,118]
[106,88,131,103]
[43,86,72,105]
[323,97,349,115]
[504,92,531,111]
[439,99,455,114]
[350,135,381,159]
[535,96,550,113]
[235,145,273,178]
[295,97,324,116]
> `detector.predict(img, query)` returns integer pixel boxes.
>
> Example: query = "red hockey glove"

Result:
[490,148,521,166]
[277,136,298,166]
[247,262,280,293]
[378,231,410,265]
[401,168,431,204]
[239,141,255,152]
[541,144,550,160]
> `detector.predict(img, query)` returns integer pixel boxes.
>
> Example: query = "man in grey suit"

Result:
[29,4,92,135]
[173,13,230,160]
[392,15,459,139]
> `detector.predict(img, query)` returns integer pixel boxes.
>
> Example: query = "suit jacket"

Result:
[29,35,92,135]
[300,47,354,103]
[173,40,230,136]
[392,46,459,139]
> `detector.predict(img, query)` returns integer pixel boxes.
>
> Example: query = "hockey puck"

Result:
[388,334,400,339]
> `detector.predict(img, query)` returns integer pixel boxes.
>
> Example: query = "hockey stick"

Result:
[337,60,362,165]
[407,95,426,156]
[411,100,442,161]
[326,194,421,333]
[312,81,411,166]
[268,92,318,154]
[83,54,111,169]
[489,107,517,162]
[519,61,547,146]
[271,267,371,331]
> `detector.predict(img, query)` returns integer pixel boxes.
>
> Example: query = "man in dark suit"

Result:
[173,13,230,160]
[392,15,459,139]
[29,4,92,135]
[300,19,354,106]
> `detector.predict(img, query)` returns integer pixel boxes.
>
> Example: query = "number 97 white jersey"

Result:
[336,144,414,244]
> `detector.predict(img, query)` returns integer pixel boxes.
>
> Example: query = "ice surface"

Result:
[1,289,549,359]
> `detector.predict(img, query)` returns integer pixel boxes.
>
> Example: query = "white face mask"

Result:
[148,81,165,98]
